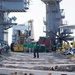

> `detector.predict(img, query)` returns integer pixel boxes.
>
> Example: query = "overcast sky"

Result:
[60,0,75,25]
[8,0,75,45]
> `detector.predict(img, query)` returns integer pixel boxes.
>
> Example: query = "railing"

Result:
[24,0,29,9]
[62,20,68,25]
[43,26,46,33]
[61,12,65,19]
[43,17,47,25]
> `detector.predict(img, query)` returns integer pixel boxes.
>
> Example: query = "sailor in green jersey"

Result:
[34,42,41,58]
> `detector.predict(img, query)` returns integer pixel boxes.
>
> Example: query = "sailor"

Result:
[34,42,41,58]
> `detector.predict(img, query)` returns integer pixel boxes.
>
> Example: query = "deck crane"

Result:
[0,0,30,43]
[41,0,74,50]
[41,0,64,44]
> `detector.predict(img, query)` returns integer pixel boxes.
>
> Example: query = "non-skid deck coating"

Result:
[0,52,75,75]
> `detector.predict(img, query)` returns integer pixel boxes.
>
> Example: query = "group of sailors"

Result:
[56,41,75,53]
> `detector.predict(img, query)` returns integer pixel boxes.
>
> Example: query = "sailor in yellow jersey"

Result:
[72,41,75,49]
[66,42,70,50]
